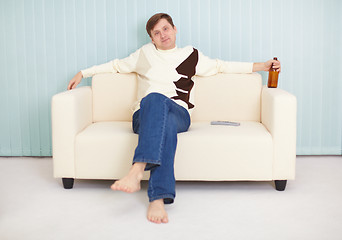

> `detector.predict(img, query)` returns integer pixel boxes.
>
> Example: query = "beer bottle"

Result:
[267,57,279,88]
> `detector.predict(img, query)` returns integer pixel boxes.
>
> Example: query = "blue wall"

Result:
[0,0,341,156]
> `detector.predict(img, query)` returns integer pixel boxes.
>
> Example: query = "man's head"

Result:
[146,13,177,50]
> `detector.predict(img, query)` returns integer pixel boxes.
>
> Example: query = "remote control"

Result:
[210,121,240,126]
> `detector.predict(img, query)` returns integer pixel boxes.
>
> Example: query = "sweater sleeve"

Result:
[195,51,253,77]
[81,48,141,78]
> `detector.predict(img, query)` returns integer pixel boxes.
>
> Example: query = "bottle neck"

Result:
[271,57,278,71]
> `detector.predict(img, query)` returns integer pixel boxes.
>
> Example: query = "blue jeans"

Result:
[132,93,191,204]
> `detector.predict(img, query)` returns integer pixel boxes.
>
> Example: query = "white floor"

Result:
[0,156,341,240]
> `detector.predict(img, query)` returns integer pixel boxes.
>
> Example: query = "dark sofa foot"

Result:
[275,180,287,191]
[62,178,74,189]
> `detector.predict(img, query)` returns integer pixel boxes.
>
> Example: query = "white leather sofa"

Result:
[51,72,297,191]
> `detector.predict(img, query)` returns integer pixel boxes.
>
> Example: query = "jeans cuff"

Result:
[132,158,161,171]
[149,194,175,204]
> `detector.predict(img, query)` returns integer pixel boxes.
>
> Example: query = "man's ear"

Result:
[150,36,155,44]
[174,26,177,34]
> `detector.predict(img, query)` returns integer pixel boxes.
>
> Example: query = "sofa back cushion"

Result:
[191,73,262,122]
[92,72,262,122]
[92,73,138,122]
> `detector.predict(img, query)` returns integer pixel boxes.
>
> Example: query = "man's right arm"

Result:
[68,71,83,90]
[67,47,142,90]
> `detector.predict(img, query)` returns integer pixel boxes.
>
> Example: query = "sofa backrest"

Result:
[92,72,262,122]
[191,73,262,122]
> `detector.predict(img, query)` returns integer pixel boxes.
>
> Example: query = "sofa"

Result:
[51,72,297,191]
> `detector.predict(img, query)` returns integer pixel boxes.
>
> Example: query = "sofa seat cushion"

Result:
[175,122,273,180]
[75,122,139,179]
[75,121,273,180]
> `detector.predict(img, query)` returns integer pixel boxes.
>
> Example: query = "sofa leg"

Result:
[62,178,74,189]
[274,180,287,191]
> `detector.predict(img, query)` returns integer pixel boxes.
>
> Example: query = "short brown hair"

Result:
[146,13,175,37]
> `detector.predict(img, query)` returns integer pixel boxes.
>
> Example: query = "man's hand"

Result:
[253,59,281,72]
[264,59,281,72]
[67,71,83,90]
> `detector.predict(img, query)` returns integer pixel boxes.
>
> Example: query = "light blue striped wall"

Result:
[0,0,341,156]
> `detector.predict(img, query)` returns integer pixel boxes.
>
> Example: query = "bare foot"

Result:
[147,199,169,224]
[111,162,146,193]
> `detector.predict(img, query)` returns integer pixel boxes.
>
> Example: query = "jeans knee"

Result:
[141,92,168,107]
[167,113,177,129]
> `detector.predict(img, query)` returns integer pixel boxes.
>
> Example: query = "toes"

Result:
[111,181,122,191]
[111,181,140,193]
[111,182,133,193]
[162,217,168,223]
[148,216,154,223]
[148,216,158,224]
[120,186,130,193]
[110,183,118,190]
[154,217,161,224]
[148,215,167,224]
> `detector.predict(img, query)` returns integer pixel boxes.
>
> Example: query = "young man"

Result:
[68,13,281,224]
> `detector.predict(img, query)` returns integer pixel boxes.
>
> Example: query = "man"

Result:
[68,13,281,224]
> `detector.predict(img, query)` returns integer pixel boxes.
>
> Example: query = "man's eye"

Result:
[164,27,168,31]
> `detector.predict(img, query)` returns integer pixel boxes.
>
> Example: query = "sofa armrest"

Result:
[51,86,93,178]
[261,86,297,180]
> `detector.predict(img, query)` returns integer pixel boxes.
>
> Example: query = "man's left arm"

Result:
[196,51,253,76]
[196,51,281,76]
[253,59,281,72]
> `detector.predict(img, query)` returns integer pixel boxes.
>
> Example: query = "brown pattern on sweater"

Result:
[171,48,199,109]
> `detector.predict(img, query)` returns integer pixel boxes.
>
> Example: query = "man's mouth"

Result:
[162,38,170,43]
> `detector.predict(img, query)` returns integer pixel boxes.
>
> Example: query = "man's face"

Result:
[150,18,177,50]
